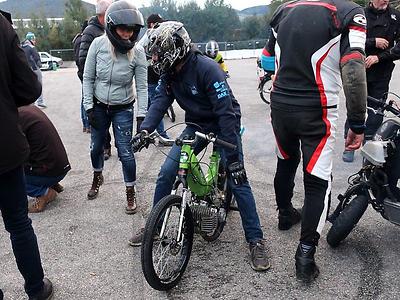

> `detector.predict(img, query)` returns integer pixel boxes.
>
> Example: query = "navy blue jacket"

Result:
[140,50,241,161]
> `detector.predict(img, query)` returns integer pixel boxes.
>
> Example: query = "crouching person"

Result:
[18,105,71,213]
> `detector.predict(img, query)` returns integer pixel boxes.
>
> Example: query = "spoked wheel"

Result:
[166,105,176,122]
[327,195,369,248]
[200,164,233,242]
[258,75,272,105]
[141,195,194,291]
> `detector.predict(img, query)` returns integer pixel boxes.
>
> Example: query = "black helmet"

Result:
[145,21,191,75]
[105,0,144,54]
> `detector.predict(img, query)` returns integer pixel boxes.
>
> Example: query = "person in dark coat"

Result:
[78,0,113,158]
[21,32,46,108]
[72,20,90,133]
[342,0,400,162]
[18,105,71,213]
[0,12,53,300]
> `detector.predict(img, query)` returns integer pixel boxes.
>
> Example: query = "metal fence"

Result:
[50,49,75,62]
[47,39,267,63]
[195,40,267,52]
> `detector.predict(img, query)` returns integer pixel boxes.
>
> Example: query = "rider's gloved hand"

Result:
[86,109,99,130]
[136,116,145,134]
[131,130,150,153]
[227,161,248,186]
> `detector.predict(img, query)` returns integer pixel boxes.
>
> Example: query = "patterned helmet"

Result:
[205,40,219,59]
[145,21,191,75]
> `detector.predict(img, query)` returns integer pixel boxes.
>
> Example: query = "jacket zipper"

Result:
[107,61,115,108]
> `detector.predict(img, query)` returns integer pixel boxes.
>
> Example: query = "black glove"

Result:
[227,161,248,186]
[86,109,99,130]
[136,116,145,134]
[131,130,150,153]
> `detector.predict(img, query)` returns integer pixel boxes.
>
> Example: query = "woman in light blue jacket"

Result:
[82,1,147,214]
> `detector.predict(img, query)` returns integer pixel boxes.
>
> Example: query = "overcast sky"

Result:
[82,0,269,11]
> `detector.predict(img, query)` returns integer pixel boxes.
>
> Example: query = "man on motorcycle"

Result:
[266,0,367,283]
[129,21,270,272]
[204,40,229,77]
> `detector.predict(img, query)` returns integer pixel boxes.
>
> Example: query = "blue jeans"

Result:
[148,83,169,138]
[25,172,67,197]
[90,104,136,185]
[153,126,263,243]
[0,166,44,297]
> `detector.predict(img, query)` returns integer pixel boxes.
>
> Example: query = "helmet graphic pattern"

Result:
[146,21,191,75]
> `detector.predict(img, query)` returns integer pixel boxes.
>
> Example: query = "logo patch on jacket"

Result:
[213,81,229,99]
[353,14,366,26]
[191,85,198,95]
[391,14,397,21]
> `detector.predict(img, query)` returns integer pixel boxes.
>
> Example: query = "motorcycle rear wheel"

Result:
[166,105,176,122]
[200,164,233,242]
[327,195,369,248]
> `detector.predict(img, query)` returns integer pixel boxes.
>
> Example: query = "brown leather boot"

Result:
[28,188,57,213]
[87,172,104,200]
[125,186,137,214]
[51,182,64,193]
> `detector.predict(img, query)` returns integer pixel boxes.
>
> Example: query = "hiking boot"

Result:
[342,150,355,163]
[278,205,302,230]
[128,227,145,247]
[249,239,271,271]
[28,189,57,213]
[295,243,320,283]
[87,172,103,200]
[51,183,64,193]
[104,148,111,161]
[28,278,53,300]
[125,186,137,214]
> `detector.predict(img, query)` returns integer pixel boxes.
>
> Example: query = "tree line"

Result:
[13,0,270,53]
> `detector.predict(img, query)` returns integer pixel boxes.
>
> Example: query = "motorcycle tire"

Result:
[326,195,369,248]
[259,75,272,105]
[166,105,176,122]
[141,194,194,291]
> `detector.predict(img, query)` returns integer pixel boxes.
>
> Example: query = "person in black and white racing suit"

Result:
[265,0,367,282]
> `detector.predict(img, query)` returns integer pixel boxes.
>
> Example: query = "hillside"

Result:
[239,5,269,16]
[0,0,267,20]
[0,0,94,18]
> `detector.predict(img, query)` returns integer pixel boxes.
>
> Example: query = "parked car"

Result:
[39,51,63,71]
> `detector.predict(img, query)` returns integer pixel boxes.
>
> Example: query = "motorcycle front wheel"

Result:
[326,195,369,248]
[258,75,272,105]
[141,194,194,291]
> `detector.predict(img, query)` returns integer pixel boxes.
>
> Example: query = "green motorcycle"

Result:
[136,130,236,290]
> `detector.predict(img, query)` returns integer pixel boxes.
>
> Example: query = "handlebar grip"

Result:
[367,96,400,115]
[214,137,237,151]
[367,96,385,107]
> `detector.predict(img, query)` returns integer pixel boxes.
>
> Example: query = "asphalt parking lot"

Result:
[1,59,400,299]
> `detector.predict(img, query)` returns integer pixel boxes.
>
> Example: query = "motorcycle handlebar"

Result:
[367,96,400,116]
[195,132,237,151]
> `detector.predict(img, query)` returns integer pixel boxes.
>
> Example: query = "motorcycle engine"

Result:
[190,201,219,234]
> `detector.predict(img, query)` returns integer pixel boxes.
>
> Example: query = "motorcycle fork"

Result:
[159,172,190,246]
